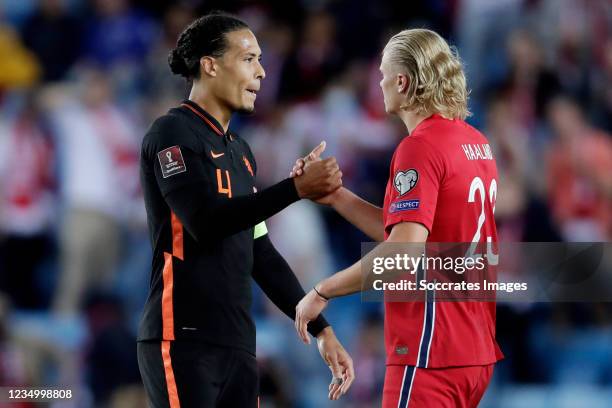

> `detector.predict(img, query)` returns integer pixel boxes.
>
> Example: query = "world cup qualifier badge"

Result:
[158,146,187,178]
[394,168,418,196]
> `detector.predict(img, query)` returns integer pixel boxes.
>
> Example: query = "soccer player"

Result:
[292,29,504,407]
[137,13,353,407]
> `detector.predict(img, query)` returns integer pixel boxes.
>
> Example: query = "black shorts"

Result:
[137,340,259,408]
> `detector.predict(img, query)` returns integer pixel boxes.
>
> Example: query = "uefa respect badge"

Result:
[389,199,420,213]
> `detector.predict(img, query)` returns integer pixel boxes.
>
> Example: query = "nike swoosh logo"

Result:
[211,150,225,158]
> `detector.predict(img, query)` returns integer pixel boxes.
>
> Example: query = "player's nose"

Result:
[256,61,265,80]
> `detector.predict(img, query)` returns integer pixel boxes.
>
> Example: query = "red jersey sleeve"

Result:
[385,137,445,235]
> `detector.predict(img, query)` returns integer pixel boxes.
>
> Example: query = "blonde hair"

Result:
[383,29,471,119]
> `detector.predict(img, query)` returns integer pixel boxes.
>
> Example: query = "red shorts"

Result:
[382,364,494,408]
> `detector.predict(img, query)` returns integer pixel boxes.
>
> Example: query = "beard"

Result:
[225,94,256,115]
[236,105,256,115]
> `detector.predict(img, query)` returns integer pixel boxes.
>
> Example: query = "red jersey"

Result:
[382,114,504,368]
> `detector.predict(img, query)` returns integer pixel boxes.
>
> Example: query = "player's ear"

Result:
[397,74,409,94]
[200,56,217,78]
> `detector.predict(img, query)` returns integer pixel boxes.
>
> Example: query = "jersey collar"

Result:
[180,99,226,137]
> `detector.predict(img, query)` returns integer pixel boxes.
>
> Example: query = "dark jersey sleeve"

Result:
[143,114,300,243]
[165,180,299,243]
[143,115,211,196]
[252,234,330,337]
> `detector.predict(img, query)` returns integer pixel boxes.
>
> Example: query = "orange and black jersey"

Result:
[138,100,328,354]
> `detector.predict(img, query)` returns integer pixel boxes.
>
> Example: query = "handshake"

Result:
[290,141,343,202]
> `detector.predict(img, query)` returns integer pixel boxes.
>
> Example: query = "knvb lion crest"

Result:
[394,169,418,196]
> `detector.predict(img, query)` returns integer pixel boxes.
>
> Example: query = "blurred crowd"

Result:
[0,0,611,407]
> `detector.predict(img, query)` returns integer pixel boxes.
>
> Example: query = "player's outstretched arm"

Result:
[290,143,384,241]
[295,221,428,341]
[321,187,384,241]
[161,156,341,243]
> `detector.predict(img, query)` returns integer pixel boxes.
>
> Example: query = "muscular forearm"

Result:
[316,222,429,299]
[330,188,384,241]
[316,260,363,299]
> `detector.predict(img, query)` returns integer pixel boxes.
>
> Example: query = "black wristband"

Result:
[307,315,330,337]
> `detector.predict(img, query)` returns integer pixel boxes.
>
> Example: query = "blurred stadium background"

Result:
[0,0,611,407]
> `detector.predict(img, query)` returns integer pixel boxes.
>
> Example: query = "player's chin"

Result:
[382,101,391,114]
[236,102,256,115]
[385,104,398,115]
